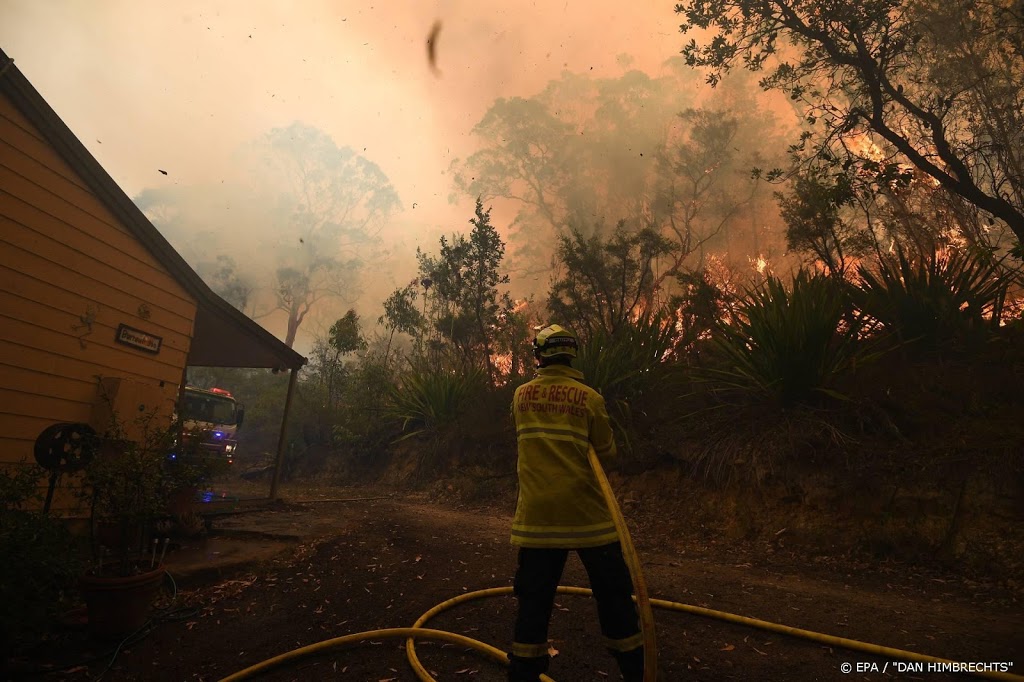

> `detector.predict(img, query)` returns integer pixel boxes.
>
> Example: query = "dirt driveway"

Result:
[54,492,1022,681]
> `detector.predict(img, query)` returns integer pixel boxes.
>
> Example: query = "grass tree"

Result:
[852,247,1012,350]
[707,269,865,406]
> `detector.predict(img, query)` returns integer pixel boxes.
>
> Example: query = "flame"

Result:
[940,227,969,249]
[847,133,886,161]
[491,352,514,377]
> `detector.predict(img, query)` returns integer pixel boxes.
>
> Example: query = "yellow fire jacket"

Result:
[510,364,617,548]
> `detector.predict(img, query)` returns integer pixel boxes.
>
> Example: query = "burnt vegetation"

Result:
[163,1,1022,583]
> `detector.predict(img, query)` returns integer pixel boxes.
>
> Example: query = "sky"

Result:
[0,0,699,349]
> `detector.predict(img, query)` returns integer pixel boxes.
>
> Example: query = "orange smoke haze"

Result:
[1,0,786,351]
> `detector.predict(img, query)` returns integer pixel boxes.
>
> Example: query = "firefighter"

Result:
[507,324,644,682]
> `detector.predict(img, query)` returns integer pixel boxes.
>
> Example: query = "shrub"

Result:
[706,269,864,406]
[575,312,678,402]
[81,405,218,576]
[572,313,679,460]
[329,355,400,463]
[852,247,1011,350]
[672,266,738,351]
[0,465,81,657]
[387,362,485,441]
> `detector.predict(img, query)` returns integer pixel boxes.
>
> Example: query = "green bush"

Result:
[329,355,399,461]
[707,269,864,406]
[852,247,1010,349]
[387,362,485,441]
[572,314,678,460]
[0,466,81,657]
[575,313,678,401]
[81,406,218,576]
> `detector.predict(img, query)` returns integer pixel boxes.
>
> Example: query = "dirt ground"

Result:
[30,487,1024,681]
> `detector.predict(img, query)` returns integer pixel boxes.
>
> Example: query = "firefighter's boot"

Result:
[507,653,549,682]
[613,646,645,682]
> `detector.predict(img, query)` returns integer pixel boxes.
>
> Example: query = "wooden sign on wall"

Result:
[114,324,162,354]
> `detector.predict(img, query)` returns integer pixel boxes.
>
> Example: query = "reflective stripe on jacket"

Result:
[511,364,617,548]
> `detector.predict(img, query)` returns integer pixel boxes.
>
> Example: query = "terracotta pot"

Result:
[79,563,165,638]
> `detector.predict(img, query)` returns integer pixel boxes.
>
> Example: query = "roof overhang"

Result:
[0,48,305,371]
[189,304,298,369]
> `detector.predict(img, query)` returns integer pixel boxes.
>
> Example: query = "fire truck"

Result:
[179,386,245,465]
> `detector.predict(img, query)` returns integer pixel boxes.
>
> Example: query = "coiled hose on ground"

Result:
[220,450,1021,682]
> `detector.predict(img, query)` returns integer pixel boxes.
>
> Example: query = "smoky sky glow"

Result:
[1,0,789,351]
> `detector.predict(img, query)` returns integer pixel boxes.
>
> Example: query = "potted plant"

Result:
[77,404,215,638]
[1,464,82,668]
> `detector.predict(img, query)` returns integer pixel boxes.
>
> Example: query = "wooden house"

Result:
[0,49,305,511]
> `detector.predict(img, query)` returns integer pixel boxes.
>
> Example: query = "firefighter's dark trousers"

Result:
[508,542,644,682]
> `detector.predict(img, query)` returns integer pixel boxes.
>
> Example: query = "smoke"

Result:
[0,0,798,352]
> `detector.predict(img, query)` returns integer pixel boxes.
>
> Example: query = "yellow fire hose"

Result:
[220,450,1021,682]
[586,446,658,680]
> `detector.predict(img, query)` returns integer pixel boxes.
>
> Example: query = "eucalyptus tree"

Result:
[137,122,402,348]
[451,65,790,285]
[676,0,1024,247]
[252,122,401,347]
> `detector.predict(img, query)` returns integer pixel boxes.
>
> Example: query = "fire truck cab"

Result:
[179,386,245,464]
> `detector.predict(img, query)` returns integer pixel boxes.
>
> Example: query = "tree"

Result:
[463,200,511,383]
[777,168,876,276]
[451,97,576,226]
[273,257,355,349]
[254,122,402,347]
[451,66,790,286]
[328,310,368,356]
[197,255,255,313]
[547,221,675,340]
[672,266,738,350]
[652,107,766,278]
[416,200,512,383]
[449,96,580,274]
[676,0,1024,246]
[378,283,425,368]
[137,123,402,348]
[134,184,228,266]
[491,299,535,381]
[135,186,257,306]
[306,309,368,410]
[450,68,700,277]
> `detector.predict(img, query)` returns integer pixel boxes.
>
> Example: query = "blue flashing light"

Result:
[213,431,224,439]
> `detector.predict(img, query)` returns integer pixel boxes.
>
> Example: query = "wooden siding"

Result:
[0,90,197,512]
